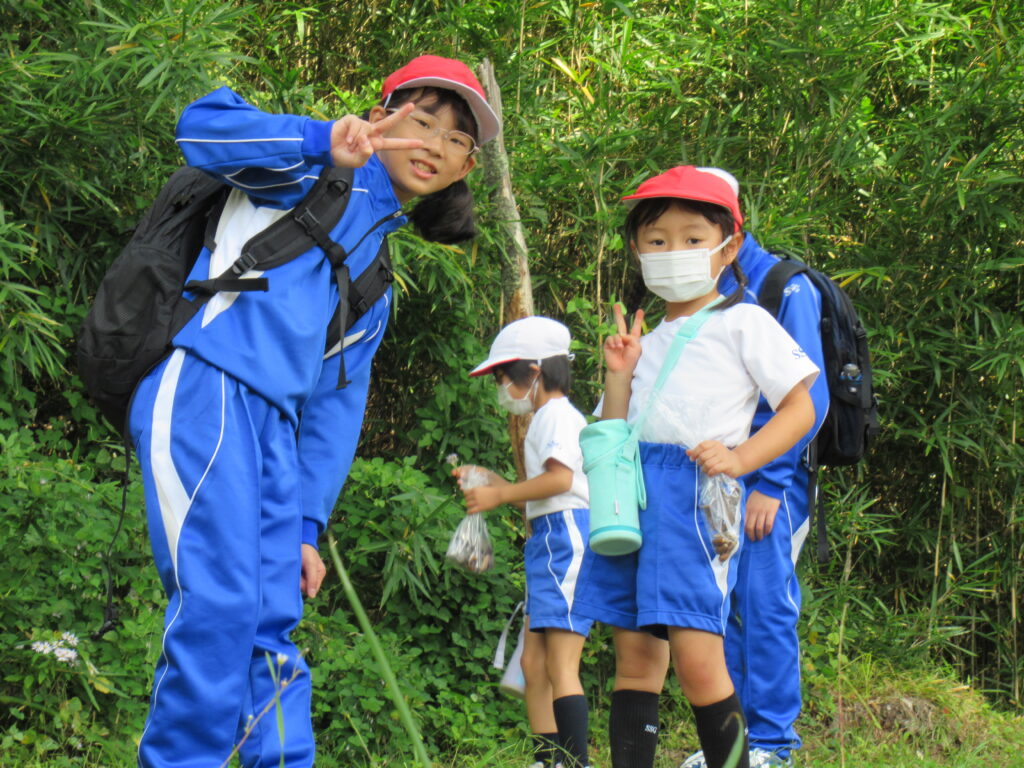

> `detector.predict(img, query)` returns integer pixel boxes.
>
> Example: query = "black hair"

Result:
[385,86,478,138]
[624,197,747,310]
[492,356,572,396]
[382,86,479,244]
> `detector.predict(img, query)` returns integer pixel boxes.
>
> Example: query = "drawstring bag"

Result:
[581,299,722,556]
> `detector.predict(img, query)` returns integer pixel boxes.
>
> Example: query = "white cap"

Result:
[469,316,572,377]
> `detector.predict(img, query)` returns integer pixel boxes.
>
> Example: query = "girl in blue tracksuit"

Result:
[128,55,499,768]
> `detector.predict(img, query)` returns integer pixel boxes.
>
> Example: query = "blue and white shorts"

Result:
[574,443,745,636]
[525,509,596,637]
[636,442,745,635]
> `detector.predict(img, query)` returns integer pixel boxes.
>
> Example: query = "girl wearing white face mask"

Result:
[455,316,597,768]
[572,167,819,768]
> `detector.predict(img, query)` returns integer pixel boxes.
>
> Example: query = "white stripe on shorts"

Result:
[545,510,586,632]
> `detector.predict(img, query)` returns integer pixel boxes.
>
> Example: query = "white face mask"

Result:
[639,235,733,303]
[497,376,538,415]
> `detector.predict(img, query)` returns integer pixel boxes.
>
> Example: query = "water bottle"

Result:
[840,362,862,395]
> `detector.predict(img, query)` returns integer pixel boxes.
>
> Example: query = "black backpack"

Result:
[77,164,396,437]
[759,253,880,559]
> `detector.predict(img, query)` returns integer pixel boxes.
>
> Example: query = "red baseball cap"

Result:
[382,55,500,145]
[621,166,744,231]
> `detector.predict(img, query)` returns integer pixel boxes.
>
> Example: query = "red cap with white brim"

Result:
[382,55,500,144]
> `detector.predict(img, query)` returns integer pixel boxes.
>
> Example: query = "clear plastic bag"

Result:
[445,514,495,573]
[699,472,742,560]
[669,406,743,561]
[445,454,495,573]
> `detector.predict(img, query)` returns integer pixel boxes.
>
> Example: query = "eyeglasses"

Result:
[386,108,478,157]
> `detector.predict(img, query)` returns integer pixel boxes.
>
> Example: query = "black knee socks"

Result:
[691,693,749,768]
[553,694,590,767]
[533,732,559,767]
[609,689,660,768]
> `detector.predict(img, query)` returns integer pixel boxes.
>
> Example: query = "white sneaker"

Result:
[528,763,545,768]
[680,751,706,768]
[749,748,794,767]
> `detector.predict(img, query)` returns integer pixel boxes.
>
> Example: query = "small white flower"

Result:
[54,647,79,665]
[31,641,54,655]
[62,631,80,647]
[276,653,289,667]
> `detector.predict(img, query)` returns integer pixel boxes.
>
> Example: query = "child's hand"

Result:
[463,485,502,515]
[687,440,744,478]
[300,543,326,599]
[330,103,424,168]
[604,303,644,376]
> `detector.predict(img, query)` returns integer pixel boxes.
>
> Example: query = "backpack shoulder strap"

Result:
[759,253,810,318]
[324,235,395,355]
[184,166,356,295]
[246,165,356,272]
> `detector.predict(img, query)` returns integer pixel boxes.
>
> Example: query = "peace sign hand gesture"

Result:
[604,303,645,377]
[330,102,424,168]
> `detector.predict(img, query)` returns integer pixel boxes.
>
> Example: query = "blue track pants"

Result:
[130,350,314,768]
[725,471,810,759]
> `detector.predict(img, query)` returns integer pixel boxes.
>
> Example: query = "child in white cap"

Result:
[457,316,595,768]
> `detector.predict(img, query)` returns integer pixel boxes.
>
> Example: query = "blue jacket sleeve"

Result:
[175,86,335,209]
[748,272,830,499]
[296,313,388,548]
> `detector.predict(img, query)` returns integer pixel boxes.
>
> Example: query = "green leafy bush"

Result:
[2,0,1023,764]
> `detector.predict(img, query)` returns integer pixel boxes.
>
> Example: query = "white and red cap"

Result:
[621,166,743,231]
[382,55,500,144]
[470,316,572,377]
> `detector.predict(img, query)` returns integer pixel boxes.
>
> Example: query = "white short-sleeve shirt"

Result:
[619,303,819,447]
[524,396,590,520]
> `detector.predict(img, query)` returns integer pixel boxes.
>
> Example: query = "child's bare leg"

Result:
[545,628,589,767]
[669,627,749,768]
[544,628,585,697]
[522,618,558,765]
[609,628,669,768]
[612,627,669,692]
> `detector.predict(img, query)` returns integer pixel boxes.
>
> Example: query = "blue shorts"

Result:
[574,547,641,631]
[574,443,745,636]
[525,509,596,637]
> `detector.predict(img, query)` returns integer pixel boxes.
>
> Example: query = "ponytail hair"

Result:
[716,257,748,311]
[409,179,478,243]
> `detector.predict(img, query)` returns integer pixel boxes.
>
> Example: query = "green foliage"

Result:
[301,455,529,760]
[2,0,1023,764]
[0,425,156,763]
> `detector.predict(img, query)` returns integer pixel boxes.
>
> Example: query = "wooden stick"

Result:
[477,58,533,482]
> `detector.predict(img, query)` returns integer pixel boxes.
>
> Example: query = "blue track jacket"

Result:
[719,234,829,499]
[172,86,406,547]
